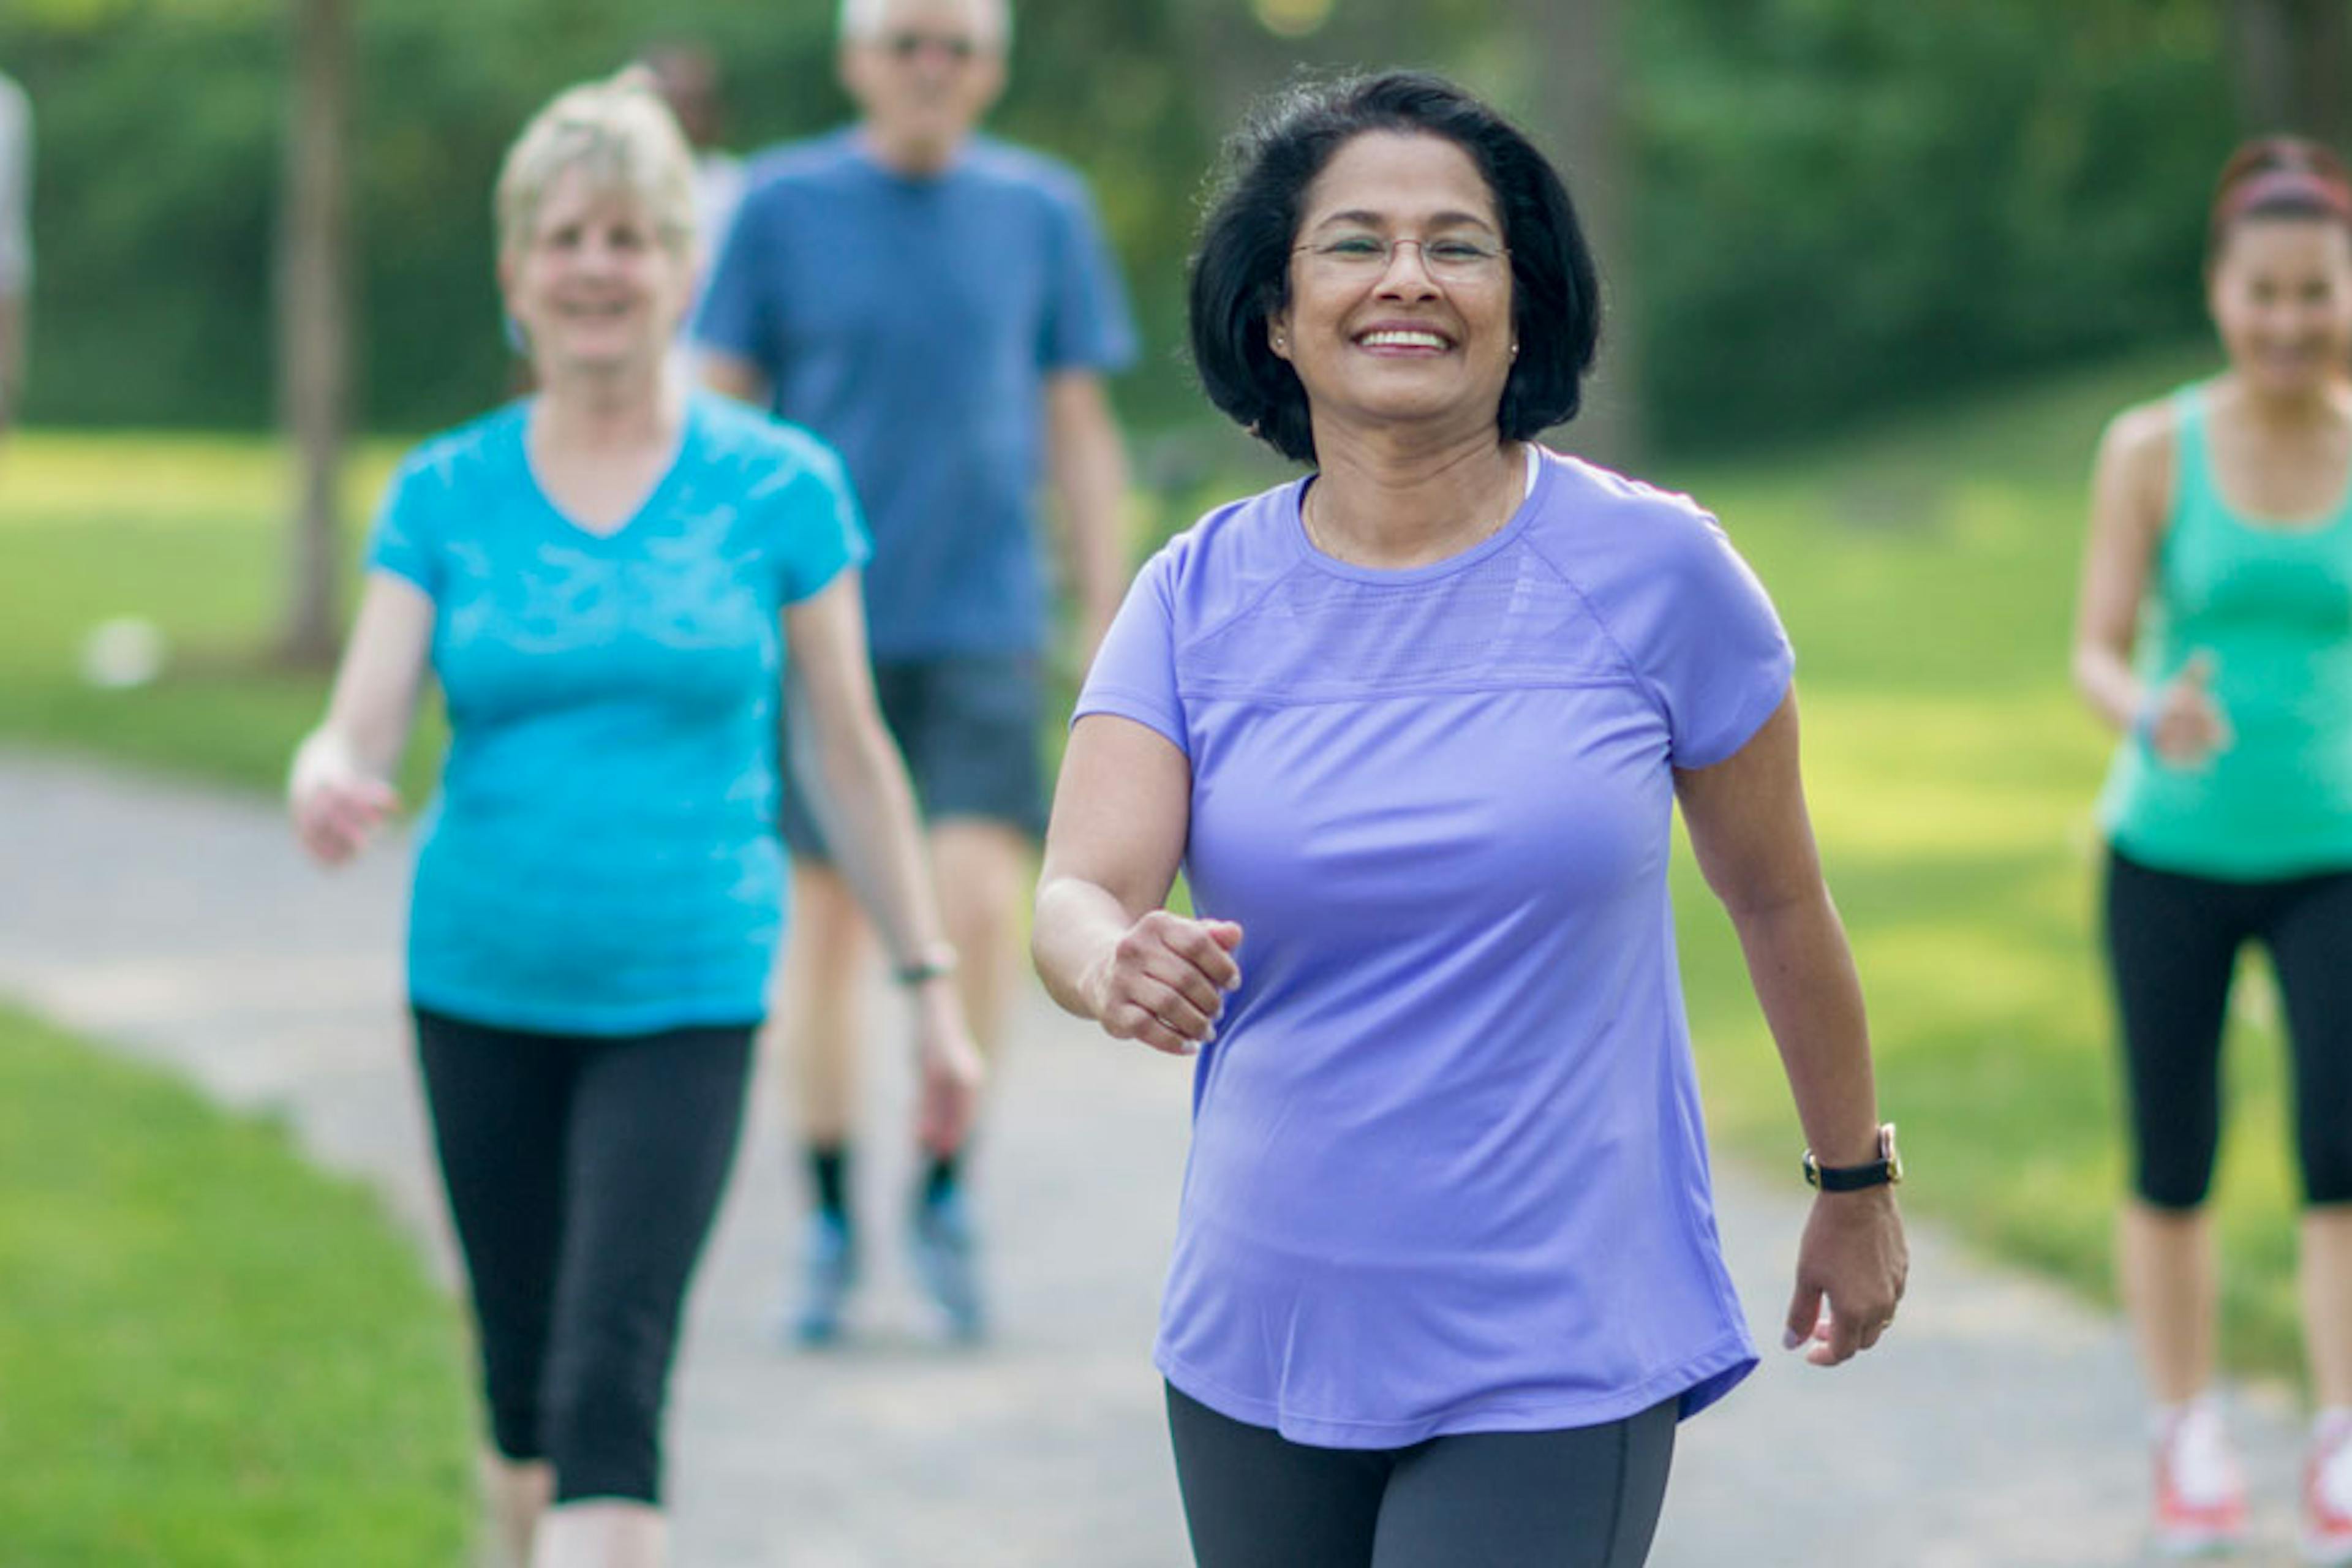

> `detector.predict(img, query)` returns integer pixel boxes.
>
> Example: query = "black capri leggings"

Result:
[1166,1385,1676,1568]
[413,1007,755,1506]
[2103,846,2352,1210]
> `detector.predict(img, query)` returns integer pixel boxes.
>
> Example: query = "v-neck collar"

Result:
[516,394,698,546]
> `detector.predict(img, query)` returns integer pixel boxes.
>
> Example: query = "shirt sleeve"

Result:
[1039,179,1137,375]
[693,183,777,381]
[763,438,873,606]
[364,454,443,600]
[1640,512,1794,769]
[1072,546,1185,754]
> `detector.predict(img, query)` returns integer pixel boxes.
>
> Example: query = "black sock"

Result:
[922,1151,962,1205]
[808,1144,852,1220]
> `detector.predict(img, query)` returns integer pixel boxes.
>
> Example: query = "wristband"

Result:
[893,948,959,989]
[1803,1122,1904,1192]
[2130,701,2160,748]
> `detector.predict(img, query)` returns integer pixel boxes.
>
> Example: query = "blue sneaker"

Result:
[909,1188,986,1343]
[789,1211,858,1346]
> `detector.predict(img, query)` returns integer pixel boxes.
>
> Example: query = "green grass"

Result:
[0,349,2320,1378]
[1649,344,2316,1377]
[0,1005,475,1566]
[0,432,435,797]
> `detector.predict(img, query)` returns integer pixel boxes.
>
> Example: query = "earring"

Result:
[1509,341,1519,360]
[1273,333,1286,350]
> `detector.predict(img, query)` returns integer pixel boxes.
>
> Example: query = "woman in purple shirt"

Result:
[1032,73,1907,1566]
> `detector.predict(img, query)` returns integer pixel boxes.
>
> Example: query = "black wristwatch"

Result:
[1803,1122,1904,1192]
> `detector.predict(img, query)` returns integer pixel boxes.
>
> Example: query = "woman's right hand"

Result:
[1085,911,1243,1057]
[288,731,400,867]
[2143,650,2233,767]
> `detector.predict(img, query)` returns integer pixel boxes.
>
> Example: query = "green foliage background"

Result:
[2,0,2240,443]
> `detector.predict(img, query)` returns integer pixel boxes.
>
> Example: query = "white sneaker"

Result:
[2305,1414,2352,1566]
[2152,1400,2248,1558]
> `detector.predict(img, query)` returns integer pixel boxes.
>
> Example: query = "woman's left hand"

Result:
[1784,1188,1907,1366]
[909,982,985,1156]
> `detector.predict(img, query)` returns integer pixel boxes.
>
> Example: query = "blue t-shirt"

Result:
[367,393,870,1035]
[694,129,1137,658]
[1075,449,1794,1447]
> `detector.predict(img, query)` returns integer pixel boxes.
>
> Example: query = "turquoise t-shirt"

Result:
[367,393,870,1035]
[2098,383,2352,880]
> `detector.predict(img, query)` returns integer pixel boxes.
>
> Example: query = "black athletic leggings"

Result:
[413,1007,755,1506]
[2103,847,2352,1210]
[1166,1385,1676,1568]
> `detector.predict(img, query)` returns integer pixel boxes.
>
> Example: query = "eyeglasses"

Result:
[881,31,980,61]
[1294,233,1509,279]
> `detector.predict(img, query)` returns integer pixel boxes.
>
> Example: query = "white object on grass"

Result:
[79,617,168,690]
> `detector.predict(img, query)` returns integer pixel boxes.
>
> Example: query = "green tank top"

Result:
[2098,384,2352,878]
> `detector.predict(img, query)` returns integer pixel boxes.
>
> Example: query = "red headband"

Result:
[2217,166,2352,228]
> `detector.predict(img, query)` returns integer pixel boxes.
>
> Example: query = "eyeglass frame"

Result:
[1290,233,1512,278]
[878,29,984,62]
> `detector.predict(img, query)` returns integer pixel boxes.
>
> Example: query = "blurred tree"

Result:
[2225,0,2352,148]
[281,0,352,666]
[1632,0,2231,448]
[1498,0,1637,466]
[0,0,2260,457]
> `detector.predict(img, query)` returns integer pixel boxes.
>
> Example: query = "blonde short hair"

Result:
[494,68,697,259]
[838,0,1011,47]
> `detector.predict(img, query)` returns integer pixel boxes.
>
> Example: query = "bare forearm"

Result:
[797,719,952,968]
[2072,640,2144,733]
[304,582,433,782]
[1730,887,1882,1167]
[1031,875,1136,1019]
[1046,385,1131,655]
[1060,465,1128,654]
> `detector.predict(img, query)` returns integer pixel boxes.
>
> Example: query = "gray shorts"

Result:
[780,653,1048,861]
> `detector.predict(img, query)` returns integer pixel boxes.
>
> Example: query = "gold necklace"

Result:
[1302,453,1523,567]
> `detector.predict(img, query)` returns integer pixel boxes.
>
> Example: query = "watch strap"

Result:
[892,948,959,989]
[1803,1122,1902,1191]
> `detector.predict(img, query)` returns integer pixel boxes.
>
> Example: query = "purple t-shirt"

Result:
[1075,448,1793,1447]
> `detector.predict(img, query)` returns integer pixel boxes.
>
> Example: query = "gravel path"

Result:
[0,747,2316,1566]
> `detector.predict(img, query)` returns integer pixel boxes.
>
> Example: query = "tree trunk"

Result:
[1520,0,1639,469]
[2226,0,2352,149]
[277,0,352,668]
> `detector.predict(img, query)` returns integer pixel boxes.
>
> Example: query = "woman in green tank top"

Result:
[2071,138,2352,1563]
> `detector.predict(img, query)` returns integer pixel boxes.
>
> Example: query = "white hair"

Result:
[837,0,1011,47]
[494,67,698,258]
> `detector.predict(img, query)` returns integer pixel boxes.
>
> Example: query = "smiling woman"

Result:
[1035,70,1906,1568]
[2069,137,2352,1560]
[282,67,982,1568]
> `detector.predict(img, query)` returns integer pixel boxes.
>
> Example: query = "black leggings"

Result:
[413,1007,755,1506]
[1166,1385,1676,1568]
[2103,847,2352,1210]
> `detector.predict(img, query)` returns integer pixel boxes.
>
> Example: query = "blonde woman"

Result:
[288,72,979,1568]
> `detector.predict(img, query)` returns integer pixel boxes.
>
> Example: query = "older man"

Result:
[698,0,1135,1344]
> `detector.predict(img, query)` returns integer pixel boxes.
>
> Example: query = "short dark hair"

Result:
[1187,71,1600,466]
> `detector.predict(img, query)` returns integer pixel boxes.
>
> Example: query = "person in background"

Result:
[2072,137,2352,1564]
[641,42,743,312]
[289,71,979,1568]
[0,66,32,449]
[698,0,1136,1346]
[1033,72,1904,1567]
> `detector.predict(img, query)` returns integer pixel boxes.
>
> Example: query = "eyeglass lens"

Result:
[884,31,978,61]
